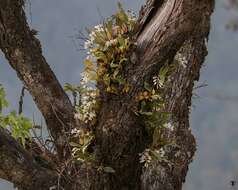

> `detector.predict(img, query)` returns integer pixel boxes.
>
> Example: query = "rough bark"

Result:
[140,39,207,190]
[136,1,214,189]
[0,0,76,159]
[0,128,58,190]
[0,0,215,189]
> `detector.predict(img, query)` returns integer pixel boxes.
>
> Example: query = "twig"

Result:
[18,86,25,114]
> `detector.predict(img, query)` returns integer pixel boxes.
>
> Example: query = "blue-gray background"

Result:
[0,0,237,189]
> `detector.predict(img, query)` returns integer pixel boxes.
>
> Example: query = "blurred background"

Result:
[0,0,238,189]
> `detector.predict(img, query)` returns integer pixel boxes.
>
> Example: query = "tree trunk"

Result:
[0,0,215,190]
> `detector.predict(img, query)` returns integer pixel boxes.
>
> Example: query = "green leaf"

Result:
[140,100,147,111]
[106,19,113,34]
[103,167,116,173]
[116,2,128,24]
[0,84,32,146]
[114,76,125,85]
[139,112,153,116]
[144,82,152,92]
[110,61,119,68]
[82,135,94,154]
[69,142,81,148]
[103,74,111,86]
[64,83,74,91]
[152,128,162,147]
[119,58,127,65]
[0,85,9,113]
[159,65,169,77]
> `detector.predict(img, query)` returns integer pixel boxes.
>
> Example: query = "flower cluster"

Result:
[153,76,164,89]
[164,122,174,131]
[139,148,167,168]
[82,3,137,94]
[75,4,137,122]
[70,127,95,162]
[84,24,104,50]
[157,147,166,157]
[139,149,152,168]
[74,72,98,124]
[71,128,81,135]
[175,52,188,68]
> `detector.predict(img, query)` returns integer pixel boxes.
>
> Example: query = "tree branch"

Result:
[128,0,214,94]
[0,127,58,190]
[140,38,206,190]
[135,1,215,189]
[0,0,76,159]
